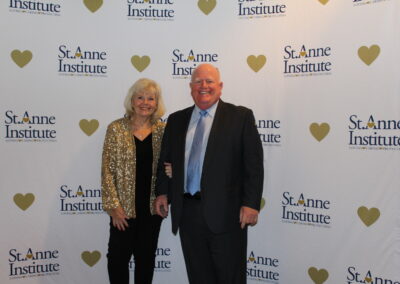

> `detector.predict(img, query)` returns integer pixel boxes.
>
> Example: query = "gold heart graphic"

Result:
[298,199,305,205]
[248,257,255,262]
[11,50,33,68]
[300,51,306,56]
[308,267,329,284]
[81,251,101,267]
[75,52,82,57]
[198,0,216,15]
[13,193,35,211]
[357,206,380,227]
[131,55,151,72]
[260,198,266,210]
[79,119,99,136]
[83,0,103,13]
[318,0,329,5]
[367,122,375,128]
[358,45,380,66]
[188,56,195,61]
[77,191,84,196]
[365,277,372,283]
[247,55,267,72]
[22,117,29,123]
[26,254,33,259]
[309,123,330,142]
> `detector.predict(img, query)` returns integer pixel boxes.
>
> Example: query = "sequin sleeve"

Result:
[101,122,121,212]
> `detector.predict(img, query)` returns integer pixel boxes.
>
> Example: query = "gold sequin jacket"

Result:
[101,117,165,218]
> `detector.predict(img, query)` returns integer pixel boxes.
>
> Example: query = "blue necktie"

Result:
[186,110,207,195]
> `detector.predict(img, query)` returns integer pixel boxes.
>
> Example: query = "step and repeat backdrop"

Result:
[1,0,399,283]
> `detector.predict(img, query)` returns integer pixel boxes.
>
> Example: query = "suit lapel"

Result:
[202,100,226,177]
[176,107,194,188]
[180,106,194,145]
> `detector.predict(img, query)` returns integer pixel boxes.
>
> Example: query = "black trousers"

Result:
[179,198,248,284]
[107,215,162,284]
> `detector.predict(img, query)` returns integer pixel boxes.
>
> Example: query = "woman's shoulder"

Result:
[107,117,129,130]
[153,119,166,129]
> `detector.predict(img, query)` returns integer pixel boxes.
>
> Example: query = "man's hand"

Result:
[154,194,169,218]
[239,206,259,229]
[108,207,129,231]
[164,162,172,178]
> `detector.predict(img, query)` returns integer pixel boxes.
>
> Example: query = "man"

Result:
[155,63,264,284]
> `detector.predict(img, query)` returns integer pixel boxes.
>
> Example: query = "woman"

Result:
[101,78,166,284]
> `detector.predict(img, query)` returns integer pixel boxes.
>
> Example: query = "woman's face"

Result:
[131,91,157,119]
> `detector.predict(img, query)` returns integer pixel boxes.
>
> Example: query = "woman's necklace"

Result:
[132,121,152,140]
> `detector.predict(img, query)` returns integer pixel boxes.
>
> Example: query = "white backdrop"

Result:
[1,1,400,283]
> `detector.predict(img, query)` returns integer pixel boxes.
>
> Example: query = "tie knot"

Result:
[200,110,207,117]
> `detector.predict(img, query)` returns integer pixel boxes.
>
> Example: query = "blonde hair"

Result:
[124,78,166,123]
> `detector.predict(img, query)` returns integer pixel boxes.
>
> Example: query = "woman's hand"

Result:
[108,207,129,231]
[164,162,172,178]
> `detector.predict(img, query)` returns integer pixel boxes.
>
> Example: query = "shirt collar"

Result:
[193,100,219,119]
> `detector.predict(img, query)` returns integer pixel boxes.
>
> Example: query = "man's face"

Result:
[190,65,223,110]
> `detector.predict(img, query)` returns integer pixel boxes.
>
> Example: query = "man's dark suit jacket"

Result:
[156,100,264,234]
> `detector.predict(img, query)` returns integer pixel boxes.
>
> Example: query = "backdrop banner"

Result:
[1,1,399,284]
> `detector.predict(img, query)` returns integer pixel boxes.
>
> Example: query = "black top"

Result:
[134,133,153,219]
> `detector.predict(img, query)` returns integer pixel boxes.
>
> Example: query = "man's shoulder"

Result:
[167,106,193,120]
[107,117,127,129]
[219,101,253,115]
